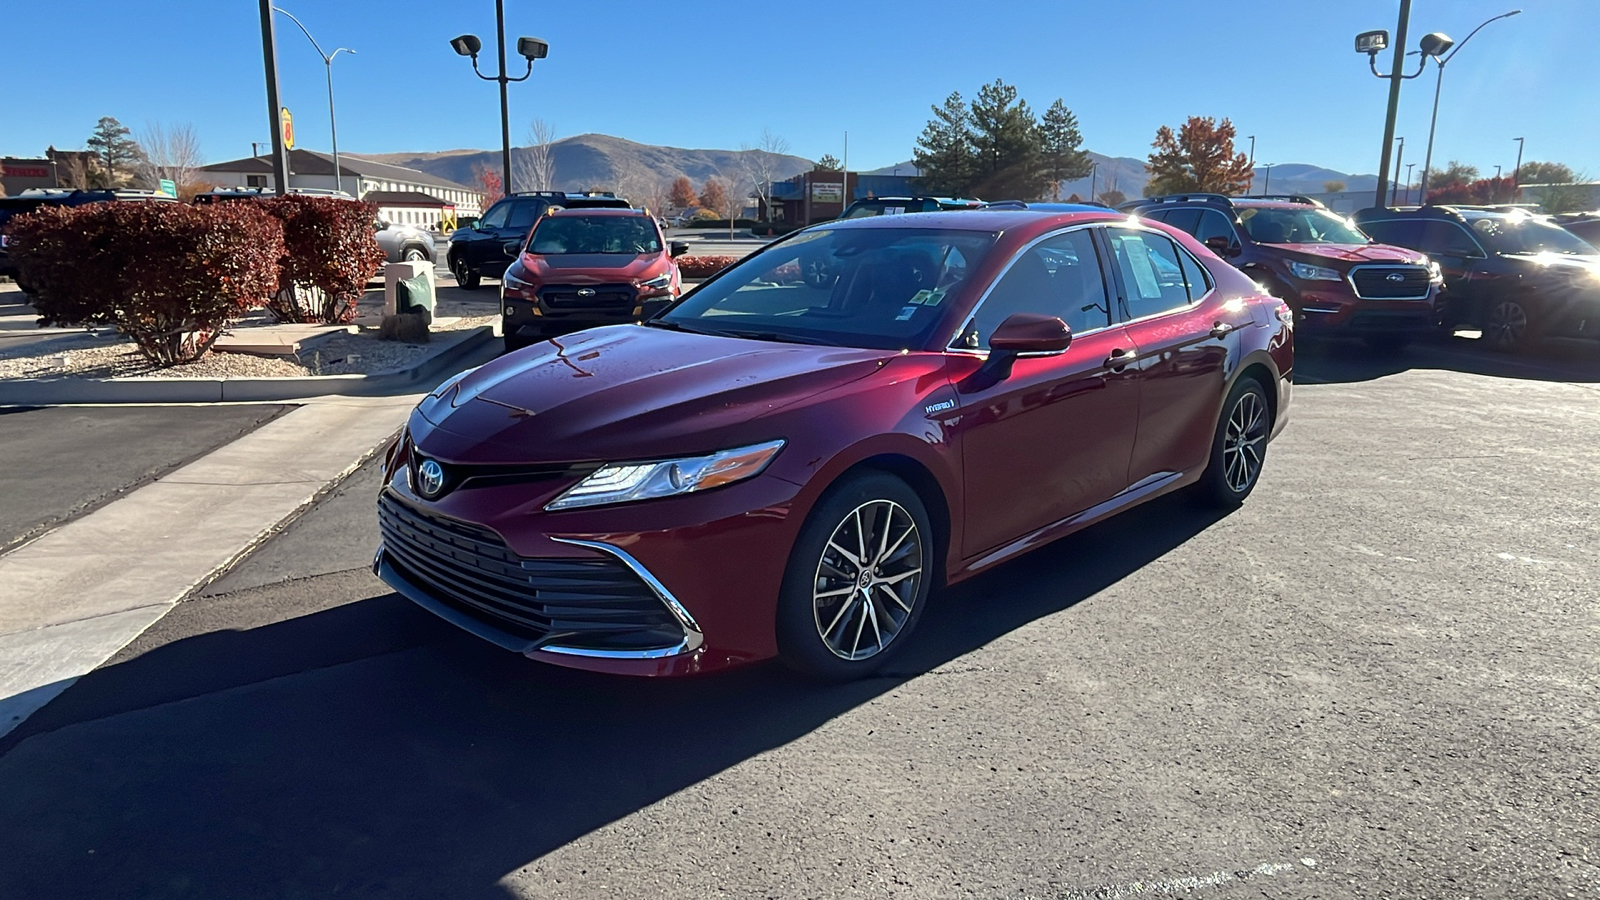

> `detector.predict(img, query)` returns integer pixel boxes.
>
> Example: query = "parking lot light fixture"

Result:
[448,1,547,192]
[273,7,354,196]
[1357,0,1424,209]
[1416,10,1522,201]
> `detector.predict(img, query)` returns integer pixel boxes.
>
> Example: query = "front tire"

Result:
[1193,377,1271,509]
[1484,297,1535,353]
[777,472,933,680]
[402,246,429,263]
[452,256,481,290]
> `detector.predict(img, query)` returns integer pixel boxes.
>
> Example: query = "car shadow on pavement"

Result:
[0,494,1225,899]
[1295,333,1600,385]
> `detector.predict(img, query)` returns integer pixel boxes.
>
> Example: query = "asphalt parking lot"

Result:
[0,336,1596,898]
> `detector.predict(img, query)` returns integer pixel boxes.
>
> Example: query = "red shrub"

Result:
[258,195,385,324]
[8,202,284,365]
[675,255,740,279]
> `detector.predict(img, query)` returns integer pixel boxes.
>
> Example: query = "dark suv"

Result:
[0,189,176,291]
[1354,206,1600,351]
[840,196,984,218]
[1129,194,1440,348]
[448,191,631,290]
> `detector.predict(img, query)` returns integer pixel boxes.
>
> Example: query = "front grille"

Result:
[378,493,683,651]
[1349,265,1431,300]
[539,283,636,310]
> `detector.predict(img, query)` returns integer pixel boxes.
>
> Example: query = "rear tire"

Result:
[1484,297,1535,353]
[776,472,933,680]
[453,257,481,290]
[402,246,429,263]
[1193,377,1271,509]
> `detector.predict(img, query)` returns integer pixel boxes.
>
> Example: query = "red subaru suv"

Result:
[500,207,689,352]
[1131,194,1442,349]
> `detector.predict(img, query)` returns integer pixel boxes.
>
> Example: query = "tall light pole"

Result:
[273,7,354,196]
[1512,136,1526,194]
[1391,136,1404,206]
[1260,163,1276,195]
[450,1,549,193]
[1417,9,1522,202]
[1246,135,1256,193]
[256,0,291,194]
[1405,163,1416,204]
[1355,0,1416,209]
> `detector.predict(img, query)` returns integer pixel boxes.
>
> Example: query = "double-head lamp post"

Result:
[449,0,549,195]
[273,7,354,196]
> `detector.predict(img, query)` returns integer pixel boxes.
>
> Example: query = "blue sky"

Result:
[2,0,1592,179]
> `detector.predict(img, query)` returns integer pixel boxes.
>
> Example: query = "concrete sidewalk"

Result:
[0,395,418,738]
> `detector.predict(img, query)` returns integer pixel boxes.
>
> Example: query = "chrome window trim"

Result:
[1345,263,1432,301]
[546,537,706,658]
[944,222,1116,352]
[1103,224,1217,325]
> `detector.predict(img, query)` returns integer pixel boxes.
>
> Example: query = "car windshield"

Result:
[843,201,923,218]
[1470,215,1598,255]
[1238,207,1369,244]
[528,215,661,254]
[656,227,999,350]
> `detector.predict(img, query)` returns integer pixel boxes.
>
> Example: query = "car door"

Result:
[486,199,547,274]
[1103,225,1240,485]
[951,227,1141,557]
[462,199,512,270]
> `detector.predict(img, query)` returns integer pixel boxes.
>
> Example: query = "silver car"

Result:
[375,220,436,264]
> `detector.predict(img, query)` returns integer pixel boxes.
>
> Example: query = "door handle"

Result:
[1104,348,1133,371]
[1209,322,1236,339]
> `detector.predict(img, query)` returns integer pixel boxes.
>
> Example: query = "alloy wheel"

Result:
[1222,391,1268,494]
[403,247,427,262]
[1486,301,1527,348]
[812,499,923,661]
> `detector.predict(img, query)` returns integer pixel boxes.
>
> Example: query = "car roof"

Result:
[546,207,647,217]
[1230,199,1315,209]
[822,208,1125,232]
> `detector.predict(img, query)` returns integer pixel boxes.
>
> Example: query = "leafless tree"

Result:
[55,154,91,191]
[740,127,791,221]
[513,118,558,192]
[137,122,204,193]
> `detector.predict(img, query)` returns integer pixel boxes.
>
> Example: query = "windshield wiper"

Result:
[642,320,708,335]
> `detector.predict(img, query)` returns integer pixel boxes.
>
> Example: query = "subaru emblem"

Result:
[577,288,596,297]
[416,458,446,499]
[1386,272,1405,283]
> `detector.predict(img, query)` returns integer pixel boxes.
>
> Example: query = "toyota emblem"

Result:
[577,288,597,297]
[1386,272,1405,283]
[416,458,446,499]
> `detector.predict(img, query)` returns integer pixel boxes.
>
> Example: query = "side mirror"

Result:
[989,313,1073,354]
[1204,235,1240,257]
[503,240,523,257]
[670,241,689,258]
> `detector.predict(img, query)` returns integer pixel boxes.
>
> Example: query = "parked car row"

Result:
[447,191,632,289]
[0,188,177,290]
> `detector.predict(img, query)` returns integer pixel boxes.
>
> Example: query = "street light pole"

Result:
[1417,9,1522,202]
[273,7,354,196]
[449,5,547,195]
[1405,163,1416,204]
[1372,0,1412,209]
[1391,136,1404,206]
[1512,136,1525,194]
[256,0,291,195]
[1261,164,1275,195]
[1246,135,1256,193]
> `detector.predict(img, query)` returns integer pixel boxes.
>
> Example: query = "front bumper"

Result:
[1291,286,1436,334]
[374,458,804,676]
[502,291,675,338]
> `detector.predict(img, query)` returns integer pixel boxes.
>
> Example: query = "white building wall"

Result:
[198,169,482,217]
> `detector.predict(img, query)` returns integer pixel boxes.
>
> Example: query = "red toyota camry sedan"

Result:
[375,209,1294,679]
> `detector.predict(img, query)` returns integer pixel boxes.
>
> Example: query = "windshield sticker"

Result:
[1122,237,1164,299]
[908,288,947,307]
[896,306,919,321]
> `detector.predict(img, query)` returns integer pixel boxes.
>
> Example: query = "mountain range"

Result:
[359,134,1377,201]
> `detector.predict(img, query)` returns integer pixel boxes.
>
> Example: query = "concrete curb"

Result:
[0,325,495,405]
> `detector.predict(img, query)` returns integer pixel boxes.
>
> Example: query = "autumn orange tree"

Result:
[1144,116,1253,196]
[669,175,697,208]
[698,177,729,215]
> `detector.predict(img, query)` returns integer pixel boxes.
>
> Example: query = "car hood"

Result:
[414,325,894,463]
[1270,243,1427,265]
[519,252,664,282]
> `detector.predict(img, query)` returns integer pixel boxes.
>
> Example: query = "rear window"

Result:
[529,215,661,254]
[843,200,937,218]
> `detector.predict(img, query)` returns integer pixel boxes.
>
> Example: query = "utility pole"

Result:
[1512,136,1525,194]
[1391,136,1404,205]
[257,0,292,195]
[1404,163,1416,204]
[1372,0,1412,209]
[1246,135,1256,193]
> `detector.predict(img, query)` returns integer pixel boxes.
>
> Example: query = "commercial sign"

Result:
[281,107,295,150]
[159,179,177,198]
[810,181,844,204]
[2,164,51,178]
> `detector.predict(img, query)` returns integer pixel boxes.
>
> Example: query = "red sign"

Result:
[2,165,51,178]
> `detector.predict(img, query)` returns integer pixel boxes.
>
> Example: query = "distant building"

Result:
[770,170,921,225]
[197,149,482,220]
[0,158,58,195]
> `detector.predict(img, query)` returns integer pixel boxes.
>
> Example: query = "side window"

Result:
[1193,210,1238,247]
[506,200,545,230]
[1156,208,1203,236]
[1422,221,1483,257]
[1361,219,1423,249]
[1106,228,1194,320]
[477,201,511,229]
[960,230,1112,350]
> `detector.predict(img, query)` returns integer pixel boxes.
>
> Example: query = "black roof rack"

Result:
[1131,193,1236,209]
[506,191,565,199]
[1235,194,1324,207]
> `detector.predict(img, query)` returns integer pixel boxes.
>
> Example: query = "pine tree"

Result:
[912,92,977,196]
[967,80,1048,200]
[86,117,144,186]
[1039,100,1093,201]
[815,154,842,172]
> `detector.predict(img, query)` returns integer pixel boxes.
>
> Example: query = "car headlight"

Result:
[1286,260,1343,281]
[1424,258,1444,284]
[637,272,673,292]
[545,440,785,511]
[503,269,534,292]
